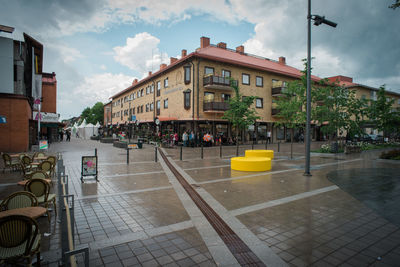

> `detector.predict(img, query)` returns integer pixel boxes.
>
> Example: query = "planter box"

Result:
[100,137,118,143]
[345,145,362,154]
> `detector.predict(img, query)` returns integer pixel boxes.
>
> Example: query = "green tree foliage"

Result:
[389,0,400,9]
[368,86,399,137]
[222,80,260,142]
[80,102,104,125]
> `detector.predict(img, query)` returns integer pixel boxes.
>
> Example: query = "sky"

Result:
[1,0,399,120]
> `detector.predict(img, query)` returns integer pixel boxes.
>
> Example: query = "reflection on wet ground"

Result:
[328,168,400,227]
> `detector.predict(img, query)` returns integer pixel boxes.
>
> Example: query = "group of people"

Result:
[59,129,71,142]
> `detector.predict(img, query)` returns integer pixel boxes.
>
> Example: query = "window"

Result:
[141,89,144,97]
[222,93,231,102]
[130,93,134,100]
[146,86,150,94]
[146,104,149,112]
[164,77,168,88]
[133,92,136,99]
[132,106,135,114]
[156,100,161,115]
[205,67,214,76]
[184,65,191,84]
[256,76,263,87]
[361,95,366,100]
[398,99,400,105]
[157,81,161,97]
[140,105,143,113]
[204,92,215,102]
[137,106,140,113]
[150,102,154,111]
[256,98,263,108]
[370,91,377,101]
[151,84,154,93]
[222,70,231,78]
[242,73,250,85]
[157,100,161,110]
[184,89,191,109]
[164,99,168,109]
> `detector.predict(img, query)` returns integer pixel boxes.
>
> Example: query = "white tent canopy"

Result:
[77,121,100,139]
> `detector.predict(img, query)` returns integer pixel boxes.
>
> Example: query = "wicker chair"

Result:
[30,171,50,180]
[24,178,56,223]
[2,153,19,173]
[20,163,34,180]
[46,156,56,177]
[38,161,52,177]
[0,191,38,211]
[33,152,46,159]
[21,155,34,172]
[0,215,41,266]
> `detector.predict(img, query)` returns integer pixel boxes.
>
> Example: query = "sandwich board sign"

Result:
[128,144,138,149]
[81,156,98,182]
[39,140,48,150]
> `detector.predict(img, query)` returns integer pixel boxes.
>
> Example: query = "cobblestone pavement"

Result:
[1,137,400,266]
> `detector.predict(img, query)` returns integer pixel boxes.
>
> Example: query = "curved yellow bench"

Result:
[231,157,271,172]
[245,149,274,159]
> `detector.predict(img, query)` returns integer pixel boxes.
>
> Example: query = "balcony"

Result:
[271,86,287,96]
[203,101,230,113]
[203,75,237,90]
[271,108,280,116]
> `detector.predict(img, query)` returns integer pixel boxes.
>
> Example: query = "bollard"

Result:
[180,146,183,161]
[155,146,157,162]
[220,143,222,158]
[201,143,204,159]
[278,142,280,152]
[126,148,129,164]
[236,144,239,156]
[252,141,254,150]
[265,140,268,150]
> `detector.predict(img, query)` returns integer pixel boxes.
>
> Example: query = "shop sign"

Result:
[39,140,48,150]
[0,116,6,124]
[33,112,60,123]
[131,115,136,121]
[81,156,98,182]
[128,144,138,149]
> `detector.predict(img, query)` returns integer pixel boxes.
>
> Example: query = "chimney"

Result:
[217,42,227,49]
[236,45,244,54]
[327,75,353,83]
[278,56,286,65]
[200,36,210,48]
[148,71,152,76]
[160,63,167,70]
[181,49,187,57]
[170,57,177,64]
[132,79,138,85]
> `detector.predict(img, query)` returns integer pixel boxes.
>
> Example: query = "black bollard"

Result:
[126,147,129,164]
[278,142,280,152]
[180,146,183,161]
[201,143,203,159]
[265,140,268,150]
[220,143,222,158]
[252,141,254,150]
[155,146,157,162]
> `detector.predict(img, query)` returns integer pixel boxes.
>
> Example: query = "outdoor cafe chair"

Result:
[33,152,46,159]
[46,156,56,177]
[21,155,35,172]
[0,215,41,266]
[24,178,56,223]
[20,163,34,180]
[38,161,52,177]
[2,153,20,173]
[0,191,38,211]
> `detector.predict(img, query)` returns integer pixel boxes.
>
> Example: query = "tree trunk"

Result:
[290,128,294,159]
[236,128,239,156]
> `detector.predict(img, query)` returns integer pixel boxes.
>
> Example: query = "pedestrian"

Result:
[174,132,179,146]
[182,131,188,147]
[267,130,272,144]
[66,130,71,141]
[189,131,194,147]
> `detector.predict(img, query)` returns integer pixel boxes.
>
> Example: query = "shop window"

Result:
[242,73,250,85]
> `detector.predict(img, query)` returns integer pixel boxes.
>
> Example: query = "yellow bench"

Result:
[245,149,274,159]
[231,157,271,172]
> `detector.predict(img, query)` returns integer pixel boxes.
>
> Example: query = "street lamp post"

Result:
[304,0,337,176]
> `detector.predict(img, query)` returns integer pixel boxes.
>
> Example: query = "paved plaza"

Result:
[1,137,400,266]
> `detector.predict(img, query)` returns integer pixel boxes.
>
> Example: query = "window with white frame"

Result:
[256,98,263,108]
[256,76,263,87]
[150,102,154,111]
[164,77,168,88]
[204,67,214,75]
[164,99,168,109]
[222,70,231,78]
[242,73,250,85]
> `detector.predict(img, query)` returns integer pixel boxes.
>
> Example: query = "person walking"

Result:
[189,131,194,147]
[182,131,188,147]
[66,130,71,141]
[267,130,272,144]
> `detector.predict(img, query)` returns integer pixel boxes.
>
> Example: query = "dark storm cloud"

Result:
[312,0,400,88]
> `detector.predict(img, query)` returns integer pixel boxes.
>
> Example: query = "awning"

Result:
[156,117,178,121]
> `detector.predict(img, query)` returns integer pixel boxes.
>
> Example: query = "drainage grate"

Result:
[159,149,265,266]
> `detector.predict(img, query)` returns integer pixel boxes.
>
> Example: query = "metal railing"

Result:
[203,75,238,87]
[203,101,230,111]
[57,155,89,267]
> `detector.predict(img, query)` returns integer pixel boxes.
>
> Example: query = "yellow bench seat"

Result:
[245,149,274,159]
[231,157,271,172]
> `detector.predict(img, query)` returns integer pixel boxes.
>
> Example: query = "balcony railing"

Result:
[203,75,238,90]
[271,108,280,116]
[203,101,230,112]
[271,86,287,96]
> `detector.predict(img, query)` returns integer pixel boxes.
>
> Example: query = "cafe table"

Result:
[0,206,47,219]
[17,179,52,186]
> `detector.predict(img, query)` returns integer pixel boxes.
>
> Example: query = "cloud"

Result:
[100,64,107,70]
[113,32,169,74]
[47,43,84,63]
[72,73,135,106]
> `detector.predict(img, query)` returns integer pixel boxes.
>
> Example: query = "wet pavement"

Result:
[1,138,400,266]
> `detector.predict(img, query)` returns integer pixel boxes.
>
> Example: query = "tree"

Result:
[222,80,260,155]
[80,102,104,124]
[389,0,400,9]
[368,86,399,137]
[274,79,306,158]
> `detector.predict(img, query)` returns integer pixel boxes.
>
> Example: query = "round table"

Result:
[18,179,52,186]
[0,207,47,219]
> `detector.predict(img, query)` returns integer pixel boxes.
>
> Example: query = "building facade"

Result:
[108,37,400,142]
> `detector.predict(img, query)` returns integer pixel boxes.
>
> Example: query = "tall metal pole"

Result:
[304,0,312,176]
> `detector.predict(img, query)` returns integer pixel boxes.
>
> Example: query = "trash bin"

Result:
[137,141,143,149]
[330,142,338,153]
